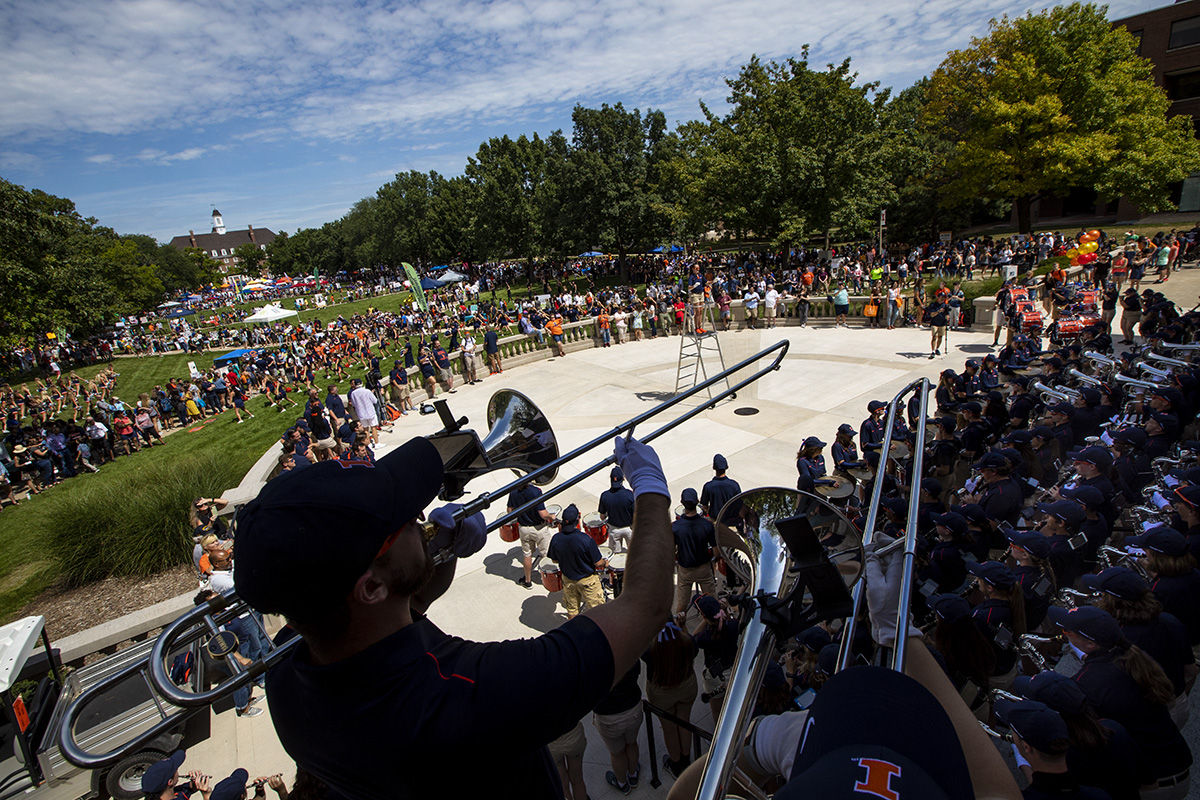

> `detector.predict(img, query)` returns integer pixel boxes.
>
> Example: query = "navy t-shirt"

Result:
[508,485,546,527]
[266,615,615,800]
[548,529,602,581]
[598,487,635,529]
[672,515,716,568]
[324,392,347,421]
[701,475,742,522]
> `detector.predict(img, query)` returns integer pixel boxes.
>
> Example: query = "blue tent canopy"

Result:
[650,245,684,254]
[420,276,444,290]
[163,308,195,319]
[579,251,604,257]
[213,348,263,369]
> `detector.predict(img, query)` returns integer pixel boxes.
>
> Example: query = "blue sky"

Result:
[1,0,1161,244]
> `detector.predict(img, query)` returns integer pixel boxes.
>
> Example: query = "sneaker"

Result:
[662,755,681,779]
[627,765,640,788]
[236,706,264,718]
[606,771,631,795]
[515,576,532,589]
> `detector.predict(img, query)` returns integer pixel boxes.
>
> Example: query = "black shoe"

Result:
[516,576,532,589]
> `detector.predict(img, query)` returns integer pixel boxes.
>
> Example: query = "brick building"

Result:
[167,209,278,273]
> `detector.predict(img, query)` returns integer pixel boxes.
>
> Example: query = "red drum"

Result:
[715,557,727,576]
[540,564,563,592]
[1010,286,1030,302]
[1056,316,1097,337]
[499,522,519,543]
[1015,300,1037,314]
[582,512,608,546]
[1020,312,1043,333]
[1077,290,1099,311]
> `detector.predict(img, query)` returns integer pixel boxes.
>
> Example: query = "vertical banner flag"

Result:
[403,262,428,312]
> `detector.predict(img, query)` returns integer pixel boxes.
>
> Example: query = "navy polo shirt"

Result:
[548,528,602,581]
[598,486,635,529]
[1121,613,1193,695]
[483,331,499,354]
[701,475,742,523]
[324,392,347,421]
[508,485,546,527]
[979,477,1022,525]
[389,367,407,386]
[672,514,716,569]
[266,615,614,800]
[1150,571,1200,645]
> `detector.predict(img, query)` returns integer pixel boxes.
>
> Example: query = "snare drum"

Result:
[674,504,685,520]
[608,552,628,598]
[847,466,875,482]
[889,442,911,460]
[544,504,562,526]
[598,546,613,562]
[499,522,519,543]
[540,564,563,592]
[582,512,608,546]
[815,478,854,499]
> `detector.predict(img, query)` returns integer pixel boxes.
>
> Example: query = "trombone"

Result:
[58,341,792,770]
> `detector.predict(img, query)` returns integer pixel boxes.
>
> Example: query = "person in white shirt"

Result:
[764,285,780,329]
[743,288,761,330]
[347,379,379,445]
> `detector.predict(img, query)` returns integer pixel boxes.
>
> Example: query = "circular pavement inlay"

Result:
[733,407,760,416]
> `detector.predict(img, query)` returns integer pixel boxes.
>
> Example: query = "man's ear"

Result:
[351,565,390,606]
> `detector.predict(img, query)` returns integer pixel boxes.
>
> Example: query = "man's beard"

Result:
[388,543,435,599]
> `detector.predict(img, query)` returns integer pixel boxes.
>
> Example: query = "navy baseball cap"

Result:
[920,477,943,496]
[836,423,856,437]
[867,400,887,412]
[967,560,1016,589]
[561,504,580,524]
[235,436,445,622]
[1081,567,1147,600]
[962,401,982,415]
[796,625,832,653]
[775,666,972,800]
[974,452,1008,470]
[211,769,249,800]
[928,593,971,622]
[1061,485,1105,508]
[932,511,967,536]
[1036,500,1086,528]
[1044,357,1064,369]
[1079,388,1101,406]
[1151,387,1184,408]
[1011,671,1087,715]
[609,466,624,481]
[695,594,722,619]
[1006,528,1050,559]
[994,699,1069,754]
[1048,605,1123,648]
[931,416,957,431]
[1011,375,1032,388]
[713,453,728,470]
[880,497,909,517]
[1170,466,1200,484]
[1149,412,1180,434]
[1127,526,1188,556]
[1112,427,1148,447]
[957,503,987,526]
[803,436,827,448]
[1067,446,1113,471]
[1002,430,1033,445]
[142,751,186,795]
[1030,425,1055,441]
[1048,402,1075,417]
[681,487,699,504]
[1174,485,1200,508]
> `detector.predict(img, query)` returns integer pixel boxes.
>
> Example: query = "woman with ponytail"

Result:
[1006,529,1057,631]
[1049,606,1192,797]
[1012,670,1152,800]
[966,561,1026,688]
[642,621,698,779]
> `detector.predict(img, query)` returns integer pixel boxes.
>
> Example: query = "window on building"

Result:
[1166,69,1200,101]
[1129,29,1143,56]
[221,249,227,256]
[212,250,219,257]
[1169,16,1200,50]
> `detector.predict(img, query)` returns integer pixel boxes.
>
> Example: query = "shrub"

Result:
[45,452,243,587]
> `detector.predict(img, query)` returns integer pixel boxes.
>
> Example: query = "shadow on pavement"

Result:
[520,592,564,633]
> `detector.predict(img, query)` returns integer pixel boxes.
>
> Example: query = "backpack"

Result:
[169,651,194,686]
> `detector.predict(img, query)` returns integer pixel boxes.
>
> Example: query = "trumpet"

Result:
[1147,352,1191,369]
[59,342,794,772]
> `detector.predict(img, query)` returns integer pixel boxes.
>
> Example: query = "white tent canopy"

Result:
[439,270,468,283]
[243,303,299,322]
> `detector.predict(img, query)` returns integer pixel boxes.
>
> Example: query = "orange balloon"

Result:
[1088,229,1101,240]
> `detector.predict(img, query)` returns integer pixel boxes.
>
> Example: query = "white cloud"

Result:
[0,151,41,171]
[0,0,1168,147]
[86,153,114,164]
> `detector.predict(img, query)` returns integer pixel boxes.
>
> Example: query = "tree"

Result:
[563,103,675,280]
[680,52,892,252]
[925,2,1200,233]
[467,133,560,276]
[233,242,267,276]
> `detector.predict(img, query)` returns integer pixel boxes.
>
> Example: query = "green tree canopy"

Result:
[925,2,1200,232]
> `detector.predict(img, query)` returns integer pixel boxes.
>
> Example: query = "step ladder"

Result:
[674,302,729,397]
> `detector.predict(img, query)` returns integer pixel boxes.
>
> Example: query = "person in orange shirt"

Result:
[598,309,611,348]
[547,314,566,357]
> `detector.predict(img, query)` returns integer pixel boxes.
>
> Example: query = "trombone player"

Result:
[233,435,675,800]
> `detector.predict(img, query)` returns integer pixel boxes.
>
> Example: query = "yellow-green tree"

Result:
[926,2,1200,233]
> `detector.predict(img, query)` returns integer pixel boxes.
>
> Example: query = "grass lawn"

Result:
[0,400,288,623]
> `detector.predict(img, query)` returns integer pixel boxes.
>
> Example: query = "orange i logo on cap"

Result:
[854,757,902,800]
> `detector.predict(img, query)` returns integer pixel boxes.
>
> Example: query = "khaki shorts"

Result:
[313,436,336,451]
[519,525,552,558]
[593,704,643,753]
[390,383,410,401]
[547,720,587,760]
[764,305,777,318]
[646,672,698,712]
[438,367,452,383]
[932,325,947,337]
[562,573,604,616]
